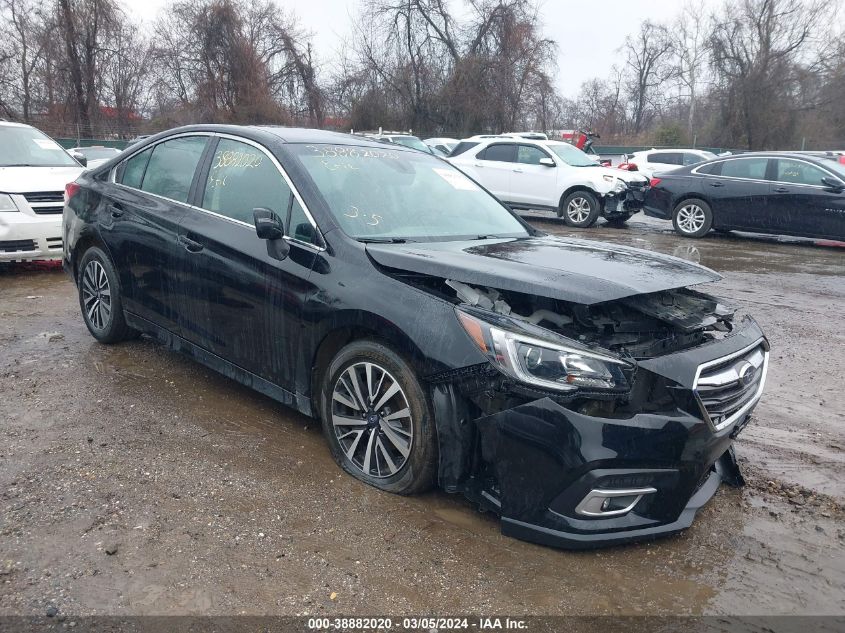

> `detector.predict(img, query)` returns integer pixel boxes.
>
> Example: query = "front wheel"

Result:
[560,191,600,228]
[320,340,437,495]
[672,199,713,238]
[77,247,137,343]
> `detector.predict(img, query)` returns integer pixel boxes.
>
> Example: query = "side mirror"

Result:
[71,152,87,167]
[539,157,555,167]
[253,207,283,240]
[821,176,844,192]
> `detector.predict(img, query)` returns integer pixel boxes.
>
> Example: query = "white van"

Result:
[0,121,84,261]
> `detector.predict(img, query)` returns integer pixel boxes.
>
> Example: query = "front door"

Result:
[176,136,320,390]
[508,144,558,209]
[768,158,845,240]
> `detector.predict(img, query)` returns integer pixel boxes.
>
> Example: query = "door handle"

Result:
[709,181,724,188]
[473,162,484,167]
[512,168,524,173]
[178,235,204,253]
[774,186,789,193]
[108,203,124,218]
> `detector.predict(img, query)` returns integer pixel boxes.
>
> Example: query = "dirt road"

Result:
[1,217,843,617]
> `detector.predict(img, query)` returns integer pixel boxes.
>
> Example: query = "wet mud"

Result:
[1,217,843,616]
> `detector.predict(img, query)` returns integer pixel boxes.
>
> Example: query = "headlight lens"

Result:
[0,193,19,212]
[457,308,633,393]
[612,178,627,193]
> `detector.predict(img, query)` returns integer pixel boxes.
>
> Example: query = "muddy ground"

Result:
[1,216,843,617]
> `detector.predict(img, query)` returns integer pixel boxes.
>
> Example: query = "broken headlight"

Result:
[456,308,633,393]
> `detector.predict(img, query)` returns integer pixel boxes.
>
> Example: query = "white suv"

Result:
[626,149,717,178]
[448,138,649,227]
[0,121,84,261]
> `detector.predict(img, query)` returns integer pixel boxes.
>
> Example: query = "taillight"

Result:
[64,182,81,202]
[649,178,661,187]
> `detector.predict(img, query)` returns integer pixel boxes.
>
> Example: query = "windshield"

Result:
[0,126,79,167]
[390,136,431,153]
[77,147,121,160]
[290,144,530,241]
[547,142,600,167]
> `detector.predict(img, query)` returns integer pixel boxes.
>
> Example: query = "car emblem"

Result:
[737,361,756,386]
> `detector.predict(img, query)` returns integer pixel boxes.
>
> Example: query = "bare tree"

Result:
[622,20,675,135]
[673,2,710,136]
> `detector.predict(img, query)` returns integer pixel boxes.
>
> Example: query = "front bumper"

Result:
[471,318,766,548]
[601,185,648,218]
[0,203,63,262]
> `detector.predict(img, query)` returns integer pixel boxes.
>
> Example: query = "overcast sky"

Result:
[126,0,688,96]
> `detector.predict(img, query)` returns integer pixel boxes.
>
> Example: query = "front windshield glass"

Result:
[547,142,600,167]
[391,136,430,153]
[290,144,530,241]
[0,126,78,167]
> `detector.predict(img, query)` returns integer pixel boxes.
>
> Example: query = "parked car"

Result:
[364,131,439,155]
[63,125,769,549]
[0,121,84,261]
[448,137,650,226]
[645,152,845,240]
[626,149,718,178]
[424,137,460,156]
[69,146,122,169]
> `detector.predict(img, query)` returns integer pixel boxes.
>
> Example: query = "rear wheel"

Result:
[320,340,437,495]
[77,247,137,343]
[560,191,600,228]
[672,199,713,238]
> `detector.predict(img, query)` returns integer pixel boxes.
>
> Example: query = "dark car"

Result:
[62,125,769,549]
[644,152,845,240]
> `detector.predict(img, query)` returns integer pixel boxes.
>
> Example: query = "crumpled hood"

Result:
[0,166,84,194]
[597,165,648,184]
[367,235,720,305]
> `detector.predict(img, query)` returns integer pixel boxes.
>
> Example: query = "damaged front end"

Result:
[425,278,768,548]
[601,179,649,219]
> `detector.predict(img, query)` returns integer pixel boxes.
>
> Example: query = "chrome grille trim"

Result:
[692,338,769,431]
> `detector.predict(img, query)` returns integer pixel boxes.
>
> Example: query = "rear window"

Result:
[648,152,682,165]
[119,148,152,189]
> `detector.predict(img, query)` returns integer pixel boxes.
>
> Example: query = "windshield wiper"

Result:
[357,237,414,244]
[0,163,40,167]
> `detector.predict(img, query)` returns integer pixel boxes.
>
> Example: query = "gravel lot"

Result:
[1,215,844,617]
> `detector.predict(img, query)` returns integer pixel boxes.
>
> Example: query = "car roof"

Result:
[130,125,413,152]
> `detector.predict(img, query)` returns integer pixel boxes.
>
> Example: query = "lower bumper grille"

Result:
[693,341,768,430]
[0,239,37,253]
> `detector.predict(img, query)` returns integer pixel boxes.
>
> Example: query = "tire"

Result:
[560,190,601,228]
[672,199,713,238]
[605,213,633,227]
[77,246,137,343]
[319,340,437,495]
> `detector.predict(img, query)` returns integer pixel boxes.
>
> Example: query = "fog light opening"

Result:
[575,487,657,518]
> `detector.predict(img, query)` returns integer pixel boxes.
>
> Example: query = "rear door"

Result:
[103,135,209,332]
[508,144,558,208]
[767,158,845,239]
[464,143,516,203]
[176,135,321,390]
[702,157,772,231]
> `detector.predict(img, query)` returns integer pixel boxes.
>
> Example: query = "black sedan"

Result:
[63,125,768,549]
[644,152,845,240]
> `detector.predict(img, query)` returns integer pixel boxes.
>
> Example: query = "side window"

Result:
[648,152,682,164]
[141,136,207,203]
[698,161,722,175]
[720,158,769,180]
[202,138,292,224]
[288,197,317,245]
[118,147,152,189]
[479,144,517,163]
[517,145,549,165]
[775,159,829,187]
[683,153,704,166]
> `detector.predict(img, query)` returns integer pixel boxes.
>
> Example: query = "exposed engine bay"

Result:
[442,278,735,360]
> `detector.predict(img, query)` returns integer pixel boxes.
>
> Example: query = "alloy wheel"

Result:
[81,260,112,331]
[676,204,706,234]
[566,197,592,223]
[331,361,413,479]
